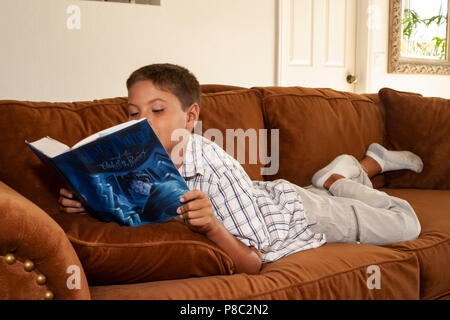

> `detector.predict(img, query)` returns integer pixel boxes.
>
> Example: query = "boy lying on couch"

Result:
[58,63,423,275]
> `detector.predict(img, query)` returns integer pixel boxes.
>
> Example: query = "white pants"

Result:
[292,166,421,245]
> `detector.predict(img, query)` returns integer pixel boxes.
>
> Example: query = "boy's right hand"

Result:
[58,187,87,214]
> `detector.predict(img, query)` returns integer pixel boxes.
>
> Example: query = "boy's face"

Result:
[127,80,199,162]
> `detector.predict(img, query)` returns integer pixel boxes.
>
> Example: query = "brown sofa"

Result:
[0,85,449,300]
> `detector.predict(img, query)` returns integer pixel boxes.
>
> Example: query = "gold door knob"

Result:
[346,75,358,84]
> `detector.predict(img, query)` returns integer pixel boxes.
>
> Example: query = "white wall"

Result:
[1,0,449,102]
[0,0,277,101]
[356,0,450,99]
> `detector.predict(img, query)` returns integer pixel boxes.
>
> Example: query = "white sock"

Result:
[312,155,360,189]
[365,143,423,173]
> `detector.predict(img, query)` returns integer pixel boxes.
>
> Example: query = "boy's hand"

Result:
[178,190,262,274]
[177,189,219,235]
[58,187,87,214]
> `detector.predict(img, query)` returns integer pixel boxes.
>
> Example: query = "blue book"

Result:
[25,118,189,226]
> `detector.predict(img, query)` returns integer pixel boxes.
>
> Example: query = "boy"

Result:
[59,63,422,275]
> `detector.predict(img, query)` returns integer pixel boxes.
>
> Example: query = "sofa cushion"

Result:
[199,89,266,181]
[379,88,450,189]
[0,88,264,216]
[201,84,245,94]
[255,87,386,187]
[381,188,450,300]
[0,98,129,216]
[0,88,262,287]
[53,213,235,285]
[89,243,419,299]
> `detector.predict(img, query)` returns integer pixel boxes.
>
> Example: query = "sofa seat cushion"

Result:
[380,188,450,300]
[254,87,386,187]
[53,213,235,285]
[89,243,419,300]
[379,88,450,189]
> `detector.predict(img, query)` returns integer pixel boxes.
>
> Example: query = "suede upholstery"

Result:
[379,88,450,189]
[53,213,234,285]
[199,89,266,181]
[90,243,419,299]
[381,188,450,300]
[0,181,91,299]
[0,85,449,300]
[0,98,129,217]
[255,87,386,187]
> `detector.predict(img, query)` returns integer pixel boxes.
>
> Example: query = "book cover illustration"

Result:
[26,118,189,226]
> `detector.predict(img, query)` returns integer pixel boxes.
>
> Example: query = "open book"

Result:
[26,118,189,226]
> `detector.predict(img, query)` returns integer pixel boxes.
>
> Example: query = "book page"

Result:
[71,119,146,149]
[29,137,70,158]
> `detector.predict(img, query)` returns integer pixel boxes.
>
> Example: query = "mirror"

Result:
[388,0,450,74]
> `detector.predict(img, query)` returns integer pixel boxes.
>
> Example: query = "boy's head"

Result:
[126,63,201,165]
[126,63,201,111]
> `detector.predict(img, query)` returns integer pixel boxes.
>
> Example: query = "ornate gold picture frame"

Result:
[388,0,450,74]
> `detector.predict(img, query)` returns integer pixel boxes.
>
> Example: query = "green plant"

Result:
[402,5,447,59]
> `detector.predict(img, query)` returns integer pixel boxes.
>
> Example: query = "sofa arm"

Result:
[0,181,91,300]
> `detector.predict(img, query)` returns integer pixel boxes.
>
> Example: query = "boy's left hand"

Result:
[177,189,219,235]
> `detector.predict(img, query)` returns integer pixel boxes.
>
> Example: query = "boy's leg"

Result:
[311,154,373,190]
[293,184,360,243]
[303,150,375,198]
[313,143,423,190]
[301,143,422,245]
[328,178,421,245]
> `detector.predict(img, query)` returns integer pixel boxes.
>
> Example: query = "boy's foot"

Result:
[312,155,360,189]
[365,143,423,173]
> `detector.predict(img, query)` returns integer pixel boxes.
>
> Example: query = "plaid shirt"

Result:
[178,134,326,263]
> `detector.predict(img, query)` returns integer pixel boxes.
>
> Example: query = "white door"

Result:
[277,0,357,91]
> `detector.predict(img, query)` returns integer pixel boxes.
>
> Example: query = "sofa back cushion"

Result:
[200,84,246,94]
[0,98,129,216]
[198,88,266,181]
[0,86,266,216]
[379,87,450,189]
[255,87,386,187]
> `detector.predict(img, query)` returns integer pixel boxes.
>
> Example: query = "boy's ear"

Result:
[186,103,200,122]
[185,103,200,132]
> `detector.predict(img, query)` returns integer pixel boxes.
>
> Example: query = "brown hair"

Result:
[126,63,201,111]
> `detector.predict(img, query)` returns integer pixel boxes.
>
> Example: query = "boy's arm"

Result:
[205,222,263,275]
[177,190,262,275]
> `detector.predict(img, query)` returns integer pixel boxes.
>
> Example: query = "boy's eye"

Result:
[129,112,139,117]
[153,109,164,113]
